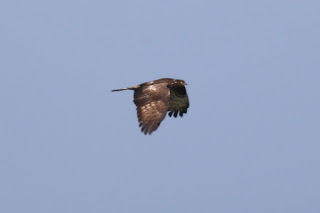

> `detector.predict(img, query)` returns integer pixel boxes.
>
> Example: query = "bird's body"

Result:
[112,78,189,135]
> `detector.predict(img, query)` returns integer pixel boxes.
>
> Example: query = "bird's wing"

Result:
[168,85,189,117]
[134,84,170,135]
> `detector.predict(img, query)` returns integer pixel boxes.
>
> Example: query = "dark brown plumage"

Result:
[112,78,189,135]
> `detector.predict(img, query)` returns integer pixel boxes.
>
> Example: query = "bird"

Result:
[112,78,189,135]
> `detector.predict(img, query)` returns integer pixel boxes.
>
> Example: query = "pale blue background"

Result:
[1,1,319,212]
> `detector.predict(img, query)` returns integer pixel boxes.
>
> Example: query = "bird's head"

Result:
[174,79,187,86]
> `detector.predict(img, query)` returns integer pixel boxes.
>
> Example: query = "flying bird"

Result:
[112,78,189,135]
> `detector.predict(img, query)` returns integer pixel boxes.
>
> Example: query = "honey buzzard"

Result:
[112,78,189,135]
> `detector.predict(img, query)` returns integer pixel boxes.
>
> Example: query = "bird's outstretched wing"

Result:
[168,83,189,117]
[134,83,170,135]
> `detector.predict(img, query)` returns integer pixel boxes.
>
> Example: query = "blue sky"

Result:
[1,0,320,212]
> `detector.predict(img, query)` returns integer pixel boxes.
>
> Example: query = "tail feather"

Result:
[111,88,130,92]
[111,86,138,92]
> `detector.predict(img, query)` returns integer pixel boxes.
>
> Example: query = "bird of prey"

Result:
[112,78,189,135]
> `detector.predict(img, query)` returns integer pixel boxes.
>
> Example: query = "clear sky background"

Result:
[1,1,319,212]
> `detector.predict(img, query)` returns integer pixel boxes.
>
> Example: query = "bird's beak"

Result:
[184,82,188,85]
